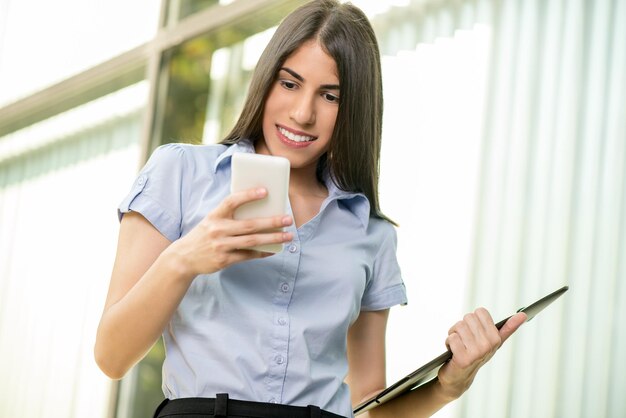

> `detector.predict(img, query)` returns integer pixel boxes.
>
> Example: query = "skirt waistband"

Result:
[154,394,347,418]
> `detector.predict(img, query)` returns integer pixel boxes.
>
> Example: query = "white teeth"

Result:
[279,127,315,142]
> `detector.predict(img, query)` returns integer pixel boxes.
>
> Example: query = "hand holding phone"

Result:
[230,152,290,253]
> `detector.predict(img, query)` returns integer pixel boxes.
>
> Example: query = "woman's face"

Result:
[258,40,340,173]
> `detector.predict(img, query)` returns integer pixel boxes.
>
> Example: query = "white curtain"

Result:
[0,84,146,418]
[374,0,625,417]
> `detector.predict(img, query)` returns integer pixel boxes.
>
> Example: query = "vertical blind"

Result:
[372,0,625,416]
[464,0,625,417]
[0,84,146,418]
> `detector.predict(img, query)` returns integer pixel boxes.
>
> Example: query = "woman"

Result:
[94,1,526,417]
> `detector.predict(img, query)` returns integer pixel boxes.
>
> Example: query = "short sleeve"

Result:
[118,144,187,242]
[361,225,408,311]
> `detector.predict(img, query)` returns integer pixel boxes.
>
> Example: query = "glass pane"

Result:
[116,340,166,418]
[157,35,214,145]
[164,0,220,27]
[0,83,146,418]
[151,2,301,151]
[0,0,159,106]
[203,27,276,143]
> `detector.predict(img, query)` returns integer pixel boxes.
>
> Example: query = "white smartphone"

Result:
[230,152,290,253]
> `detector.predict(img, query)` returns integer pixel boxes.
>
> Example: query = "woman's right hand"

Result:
[165,187,293,278]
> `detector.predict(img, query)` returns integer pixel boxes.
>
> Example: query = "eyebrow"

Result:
[279,67,340,90]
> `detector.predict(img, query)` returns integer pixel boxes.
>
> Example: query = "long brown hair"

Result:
[221,0,393,224]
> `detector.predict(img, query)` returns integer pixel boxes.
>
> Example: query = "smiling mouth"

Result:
[277,126,317,143]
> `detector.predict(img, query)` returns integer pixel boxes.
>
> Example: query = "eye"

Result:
[322,92,340,104]
[279,80,298,90]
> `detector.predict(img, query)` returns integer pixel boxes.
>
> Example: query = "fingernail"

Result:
[282,216,292,226]
[257,188,267,196]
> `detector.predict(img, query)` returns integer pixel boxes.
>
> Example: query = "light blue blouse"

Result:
[118,140,407,417]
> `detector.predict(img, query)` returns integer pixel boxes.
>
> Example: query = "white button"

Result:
[288,244,298,253]
[137,176,145,185]
[278,317,287,325]
[276,355,285,364]
[280,283,290,292]
[268,398,277,403]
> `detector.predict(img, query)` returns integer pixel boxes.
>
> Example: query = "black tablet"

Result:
[353,286,569,415]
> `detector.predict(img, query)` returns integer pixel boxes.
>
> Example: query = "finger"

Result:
[448,311,496,363]
[499,312,527,343]
[448,320,462,335]
[445,332,473,369]
[459,313,496,361]
[214,188,267,218]
[446,332,465,353]
[229,214,293,236]
[463,311,487,339]
[226,248,277,264]
[449,320,474,351]
[225,230,293,251]
[474,307,495,329]
[474,307,502,349]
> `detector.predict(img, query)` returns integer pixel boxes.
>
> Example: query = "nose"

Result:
[289,93,316,126]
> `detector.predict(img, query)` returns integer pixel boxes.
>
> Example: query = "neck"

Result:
[288,164,327,198]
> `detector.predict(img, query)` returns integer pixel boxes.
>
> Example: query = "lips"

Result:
[276,125,317,148]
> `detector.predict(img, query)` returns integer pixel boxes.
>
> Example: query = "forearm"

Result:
[361,379,458,418]
[94,248,194,379]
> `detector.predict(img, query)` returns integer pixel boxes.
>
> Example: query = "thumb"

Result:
[499,312,527,344]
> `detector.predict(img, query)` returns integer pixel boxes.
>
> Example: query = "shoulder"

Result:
[366,216,398,243]
[148,142,229,168]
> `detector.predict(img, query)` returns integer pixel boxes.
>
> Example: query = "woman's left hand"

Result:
[437,309,527,400]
